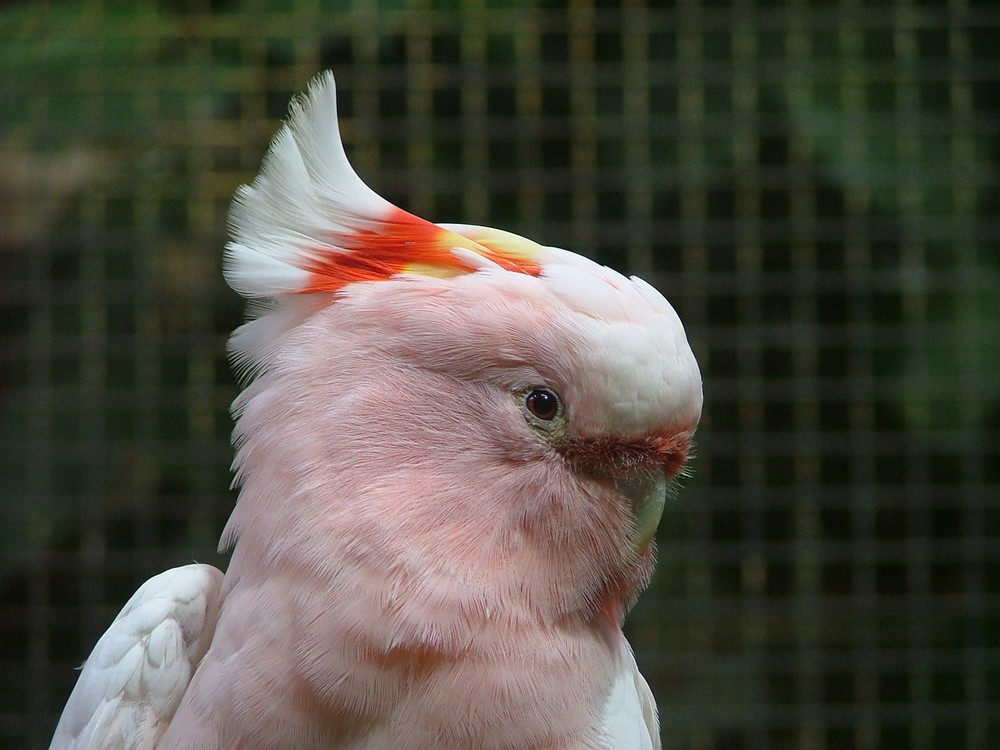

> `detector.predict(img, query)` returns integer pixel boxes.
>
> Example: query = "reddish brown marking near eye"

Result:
[558,431,692,479]
[298,207,543,294]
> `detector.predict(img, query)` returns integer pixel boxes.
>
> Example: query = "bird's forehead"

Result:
[558,305,702,438]
[492,261,703,438]
[340,257,702,438]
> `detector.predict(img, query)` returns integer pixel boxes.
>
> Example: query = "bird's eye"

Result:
[525,388,561,421]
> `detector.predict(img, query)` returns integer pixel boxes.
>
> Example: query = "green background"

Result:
[1,0,997,747]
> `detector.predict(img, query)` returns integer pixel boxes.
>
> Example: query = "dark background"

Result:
[1,0,997,747]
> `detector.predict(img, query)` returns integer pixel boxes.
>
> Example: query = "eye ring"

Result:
[524,388,561,422]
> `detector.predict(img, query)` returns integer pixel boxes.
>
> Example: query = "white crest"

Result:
[224,71,394,300]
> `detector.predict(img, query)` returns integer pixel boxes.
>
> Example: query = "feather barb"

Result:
[299,208,542,294]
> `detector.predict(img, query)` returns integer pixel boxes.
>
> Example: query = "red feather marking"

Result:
[298,207,542,294]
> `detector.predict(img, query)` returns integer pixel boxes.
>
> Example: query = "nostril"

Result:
[651,433,692,479]
[661,450,688,480]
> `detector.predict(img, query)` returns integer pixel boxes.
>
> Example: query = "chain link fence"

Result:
[1,0,997,747]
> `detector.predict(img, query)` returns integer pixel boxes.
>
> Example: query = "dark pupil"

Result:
[526,390,558,420]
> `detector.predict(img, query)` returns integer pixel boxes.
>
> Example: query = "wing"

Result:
[49,564,224,750]
[602,639,661,750]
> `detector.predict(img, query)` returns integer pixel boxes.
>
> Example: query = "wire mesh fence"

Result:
[1,0,997,748]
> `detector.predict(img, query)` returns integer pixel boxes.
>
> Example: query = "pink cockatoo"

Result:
[49,71,702,750]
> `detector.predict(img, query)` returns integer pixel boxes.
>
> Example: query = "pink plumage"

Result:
[50,71,702,750]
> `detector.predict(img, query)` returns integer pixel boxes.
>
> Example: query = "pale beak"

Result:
[615,471,667,550]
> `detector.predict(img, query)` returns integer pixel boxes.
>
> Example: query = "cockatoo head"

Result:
[223,72,702,627]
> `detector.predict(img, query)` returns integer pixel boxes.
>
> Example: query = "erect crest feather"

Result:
[224,71,542,304]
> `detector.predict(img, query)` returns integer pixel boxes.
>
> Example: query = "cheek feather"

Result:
[556,431,691,479]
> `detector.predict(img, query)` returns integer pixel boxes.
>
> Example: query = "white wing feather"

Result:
[49,564,224,750]
[603,640,662,750]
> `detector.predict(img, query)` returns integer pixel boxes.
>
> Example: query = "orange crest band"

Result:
[300,208,543,294]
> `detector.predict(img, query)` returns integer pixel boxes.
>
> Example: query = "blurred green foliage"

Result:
[1,0,997,748]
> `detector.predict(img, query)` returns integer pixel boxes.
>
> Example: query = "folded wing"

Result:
[49,564,224,750]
